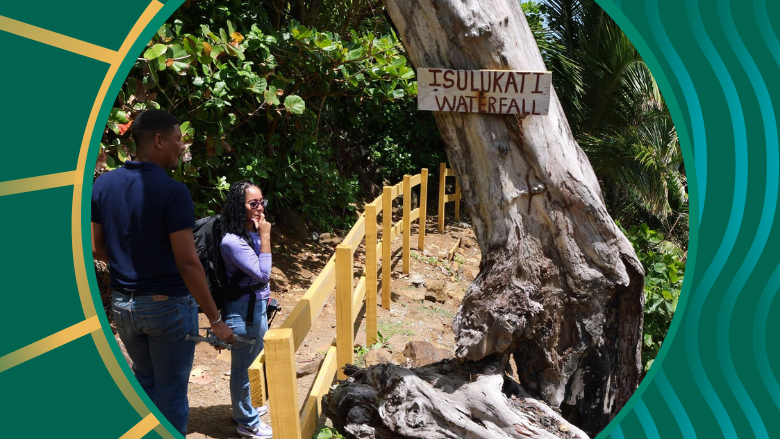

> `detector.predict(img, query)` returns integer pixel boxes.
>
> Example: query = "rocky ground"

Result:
[101,208,480,439]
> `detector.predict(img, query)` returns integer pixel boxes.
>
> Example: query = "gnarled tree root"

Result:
[323,358,589,439]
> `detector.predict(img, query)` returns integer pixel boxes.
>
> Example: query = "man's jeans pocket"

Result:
[139,306,185,343]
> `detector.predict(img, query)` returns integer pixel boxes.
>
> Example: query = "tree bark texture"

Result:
[323,359,590,439]
[381,0,645,434]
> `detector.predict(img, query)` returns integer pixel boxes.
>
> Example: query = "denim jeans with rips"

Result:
[112,291,198,436]
[224,298,269,428]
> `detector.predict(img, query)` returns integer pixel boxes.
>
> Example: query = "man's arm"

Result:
[169,228,234,343]
[91,222,109,263]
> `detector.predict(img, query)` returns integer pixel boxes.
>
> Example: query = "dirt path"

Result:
[131,214,480,438]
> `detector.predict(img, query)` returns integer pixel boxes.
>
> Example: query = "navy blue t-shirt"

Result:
[91,161,195,296]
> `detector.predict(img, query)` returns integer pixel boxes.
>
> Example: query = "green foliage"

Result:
[354,331,390,367]
[313,426,345,439]
[100,0,442,230]
[620,222,685,372]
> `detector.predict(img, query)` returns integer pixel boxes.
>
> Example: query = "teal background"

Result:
[0,0,778,438]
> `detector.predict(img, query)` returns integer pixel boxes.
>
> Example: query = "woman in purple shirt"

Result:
[219,180,273,439]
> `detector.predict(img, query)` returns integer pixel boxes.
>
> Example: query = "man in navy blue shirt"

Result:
[91,109,233,435]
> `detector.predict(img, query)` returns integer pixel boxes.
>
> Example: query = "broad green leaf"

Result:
[284,95,305,114]
[155,55,167,71]
[171,61,190,75]
[144,44,167,60]
[264,86,280,105]
[201,24,219,42]
[183,36,198,54]
[211,45,225,58]
[669,267,678,283]
[316,38,333,49]
[224,42,245,60]
[179,121,192,133]
[399,66,415,79]
[168,44,188,58]
[346,48,364,61]
[247,77,268,94]
[384,66,399,77]
[109,108,129,124]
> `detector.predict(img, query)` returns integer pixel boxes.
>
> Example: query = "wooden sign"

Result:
[417,68,552,115]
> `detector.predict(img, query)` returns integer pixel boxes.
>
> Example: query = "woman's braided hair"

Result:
[221,179,256,239]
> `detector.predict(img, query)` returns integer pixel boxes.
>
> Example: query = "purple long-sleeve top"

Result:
[220,231,272,301]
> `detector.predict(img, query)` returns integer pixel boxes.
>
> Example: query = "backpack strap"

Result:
[247,291,257,327]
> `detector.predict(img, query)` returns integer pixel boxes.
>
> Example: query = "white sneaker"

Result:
[236,420,273,438]
[256,404,269,416]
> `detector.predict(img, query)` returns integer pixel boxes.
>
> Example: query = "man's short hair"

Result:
[132,109,179,149]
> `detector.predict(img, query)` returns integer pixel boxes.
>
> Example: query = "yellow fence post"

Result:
[418,168,428,250]
[438,163,446,233]
[265,328,302,439]
[335,244,354,380]
[454,176,461,220]
[403,174,411,274]
[365,203,378,346]
[248,361,267,407]
[382,186,392,310]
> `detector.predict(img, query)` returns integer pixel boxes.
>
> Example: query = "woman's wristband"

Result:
[209,315,222,325]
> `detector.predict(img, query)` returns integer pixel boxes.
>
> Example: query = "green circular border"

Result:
[1,0,778,438]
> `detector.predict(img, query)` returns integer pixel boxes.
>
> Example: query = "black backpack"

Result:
[193,215,265,325]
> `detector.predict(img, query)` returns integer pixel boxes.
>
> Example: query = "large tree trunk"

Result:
[379,0,645,435]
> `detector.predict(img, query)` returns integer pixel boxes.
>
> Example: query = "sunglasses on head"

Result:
[247,199,267,209]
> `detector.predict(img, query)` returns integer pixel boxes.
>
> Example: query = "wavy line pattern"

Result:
[713,0,776,436]
[752,0,780,416]
[634,400,661,439]
[594,0,780,438]
[680,0,746,436]
[656,368,697,439]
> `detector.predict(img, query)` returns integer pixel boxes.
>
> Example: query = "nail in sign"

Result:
[417,68,552,115]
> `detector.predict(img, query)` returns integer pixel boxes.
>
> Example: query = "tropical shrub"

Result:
[98,0,440,231]
[620,222,685,372]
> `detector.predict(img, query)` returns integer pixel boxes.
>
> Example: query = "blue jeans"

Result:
[225,298,268,427]
[112,292,198,436]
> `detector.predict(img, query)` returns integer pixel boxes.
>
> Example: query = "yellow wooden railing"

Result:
[438,163,462,233]
[250,169,429,439]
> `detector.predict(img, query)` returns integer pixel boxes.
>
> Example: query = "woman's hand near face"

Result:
[253,213,272,253]
[251,213,272,234]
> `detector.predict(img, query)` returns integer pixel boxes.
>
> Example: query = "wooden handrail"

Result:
[260,168,430,439]
[438,163,462,233]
